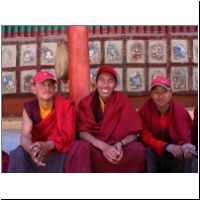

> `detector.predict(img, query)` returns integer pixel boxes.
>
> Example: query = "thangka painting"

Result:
[104,40,123,64]
[126,40,145,63]
[193,39,198,63]
[171,40,188,63]
[90,68,98,91]
[41,42,57,65]
[20,70,37,93]
[89,41,101,64]
[148,67,167,90]
[2,71,17,94]
[192,67,198,91]
[148,40,167,63]
[20,44,37,66]
[126,68,145,92]
[2,45,17,68]
[171,67,188,92]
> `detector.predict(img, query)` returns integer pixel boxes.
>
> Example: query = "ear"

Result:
[31,84,37,95]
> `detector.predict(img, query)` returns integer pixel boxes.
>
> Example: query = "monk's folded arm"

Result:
[79,131,109,151]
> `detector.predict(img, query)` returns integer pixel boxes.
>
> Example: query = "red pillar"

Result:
[68,26,90,107]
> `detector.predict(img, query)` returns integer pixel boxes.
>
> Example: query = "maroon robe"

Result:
[2,151,9,173]
[70,91,145,172]
[139,99,193,156]
[29,96,76,153]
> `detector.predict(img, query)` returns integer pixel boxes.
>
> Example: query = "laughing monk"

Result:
[75,65,145,172]
[139,76,196,173]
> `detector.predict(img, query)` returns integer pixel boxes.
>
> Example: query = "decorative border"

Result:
[20,70,37,93]
[126,40,145,63]
[89,41,101,64]
[171,40,189,63]
[2,71,17,94]
[148,67,167,90]
[104,40,123,64]
[2,45,17,68]
[20,43,37,66]
[148,40,167,63]
[40,42,57,65]
[126,68,145,92]
[170,67,189,92]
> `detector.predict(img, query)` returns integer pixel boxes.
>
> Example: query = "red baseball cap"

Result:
[150,76,171,90]
[96,65,118,81]
[32,71,57,84]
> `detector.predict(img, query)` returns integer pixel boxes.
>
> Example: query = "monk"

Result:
[75,65,145,173]
[8,71,76,173]
[139,76,196,173]
[190,105,198,149]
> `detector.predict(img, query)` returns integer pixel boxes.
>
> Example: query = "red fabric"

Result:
[139,99,193,156]
[78,91,142,144]
[2,151,9,173]
[190,105,198,148]
[31,96,76,153]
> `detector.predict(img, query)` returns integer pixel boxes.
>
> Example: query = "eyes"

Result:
[35,80,56,89]
[97,77,115,85]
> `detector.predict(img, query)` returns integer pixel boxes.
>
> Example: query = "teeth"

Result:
[102,89,109,93]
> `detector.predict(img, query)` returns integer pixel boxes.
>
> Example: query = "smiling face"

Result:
[151,85,172,109]
[31,79,56,102]
[96,72,117,103]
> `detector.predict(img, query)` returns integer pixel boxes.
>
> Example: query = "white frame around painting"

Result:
[192,67,198,91]
[193,39,198,63]
[126,40,145,63]
[89,41,102,65]
[2,45,17,68]
[126,68,145,92]
[170,67,189,92]
[148,40,167,63]
[20,43,37,66]
[2,71,17,94]
[104,40,123,64]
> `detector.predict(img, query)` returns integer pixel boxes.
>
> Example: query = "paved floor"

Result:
[1,129,21,153]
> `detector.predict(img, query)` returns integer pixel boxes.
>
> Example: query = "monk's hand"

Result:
[114,142,123,162]
[166,144,184,159]
[102,144,119,165]
[30,142,47,167]
[181,143,196,159]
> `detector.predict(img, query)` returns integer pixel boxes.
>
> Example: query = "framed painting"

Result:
[171,40,188,63]
[148,40,167,63]
[115,68,123,91]
[148,67,167,90]
[170,67,188,92]
[41,42,57,65]
[193,39,198,63]
[90,68,98,91]
[20,43,37,66]
[2,71,17,94]
[104,40,123,64]
[89,41,101,64]
[192,67,198,91]
[126,40,145,63]
[2,45,17,68]
[20,70,37,93]
[126,68,145,92]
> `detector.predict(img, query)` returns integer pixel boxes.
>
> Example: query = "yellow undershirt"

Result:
[99,96,105,113]
[39,105,53,119]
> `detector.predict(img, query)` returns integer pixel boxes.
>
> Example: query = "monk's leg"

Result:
[144,146,159,173]
[8,146,36,173]
[64,140,91,173]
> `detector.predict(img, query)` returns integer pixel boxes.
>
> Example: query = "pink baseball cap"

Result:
[150,76,171,90]
[96,65,118,81]
[32,71,57,84]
